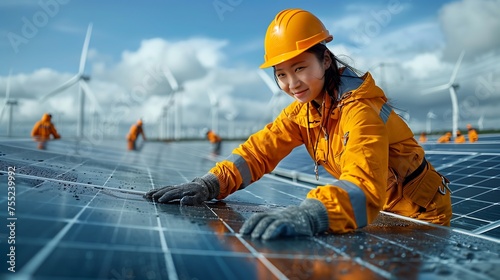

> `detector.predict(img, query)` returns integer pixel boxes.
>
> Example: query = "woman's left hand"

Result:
[239,198,329,240]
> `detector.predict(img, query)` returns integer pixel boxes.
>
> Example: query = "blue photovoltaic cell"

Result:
[0,136,499,279]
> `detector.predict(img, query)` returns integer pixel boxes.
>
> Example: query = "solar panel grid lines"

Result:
[14,187,102,277]
[204,205,289,279]
[1,138,500,279]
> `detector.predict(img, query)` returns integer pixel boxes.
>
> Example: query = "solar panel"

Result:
[0,138,499,279]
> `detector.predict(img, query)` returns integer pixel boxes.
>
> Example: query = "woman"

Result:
[31,113,61,149]
[146,8,452,240]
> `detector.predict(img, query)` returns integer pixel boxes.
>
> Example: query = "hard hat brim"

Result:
[260,34,333,69]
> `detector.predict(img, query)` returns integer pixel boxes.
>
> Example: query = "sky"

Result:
[1,0,499,139]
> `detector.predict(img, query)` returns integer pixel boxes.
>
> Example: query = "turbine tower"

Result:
[369,62,400,93]
[40,23,102,138]
[422,50,465,138]
[426,111,437,134]
[0,70,18,137]
[224,111,238,139]
[161,65,182,140]
[207,89,219,133]
[258,69,283,121]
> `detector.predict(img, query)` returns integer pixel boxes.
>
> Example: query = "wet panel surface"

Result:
[0,138,499,279]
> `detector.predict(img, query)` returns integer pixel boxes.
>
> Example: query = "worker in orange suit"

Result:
[146,8,452,240]
[437,132,452,143]
[418,132,427,143]
[127,119,146,151]
[206,129,222,156]
[467,124,478,143]
[454,130,465,143]
[31,113,61,149]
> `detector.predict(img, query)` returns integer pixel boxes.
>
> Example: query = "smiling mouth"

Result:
[294,89,308,95]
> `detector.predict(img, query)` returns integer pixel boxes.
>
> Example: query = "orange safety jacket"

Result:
[127,124,145,142]
[31,113,60,140]
[209,68,447,233]
[468,129,478,143]
[455,135,466,143]
[437,133,451,143]
[207,130,222,143]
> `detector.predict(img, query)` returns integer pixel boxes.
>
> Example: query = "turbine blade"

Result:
[79,23,93,75]
[421,83,450,95]
[258,69,281,95]
[427,111,437,119]
[40,74,80,101]
[449,50,465,84]
[162,65,179,92]
[79,80,103,114]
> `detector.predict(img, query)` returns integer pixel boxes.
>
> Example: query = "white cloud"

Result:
[439,0,500,60]
[3,1,500,137]
[0,36,276,137]
[402,52,446,80]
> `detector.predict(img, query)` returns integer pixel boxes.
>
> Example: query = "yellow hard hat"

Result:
[260,8,333,69]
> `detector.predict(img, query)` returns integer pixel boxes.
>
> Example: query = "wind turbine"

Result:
[39,23,102,138]
[0,70,18,137]
[207,89,219,133]
[224,110,238,139]
[422,50,465,138]
[426,110,437,134]
[258,69,283,121]
[368,62,401,93]
[161,65,182,140]
[478,114,484,130]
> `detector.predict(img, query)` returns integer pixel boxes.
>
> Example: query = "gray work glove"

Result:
[144,173,219,206]
[239,199,329,240]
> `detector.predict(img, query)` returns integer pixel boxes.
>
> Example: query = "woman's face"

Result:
[275,51,329,104]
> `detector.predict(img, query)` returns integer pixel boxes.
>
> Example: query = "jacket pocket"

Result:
[402,165,442,209]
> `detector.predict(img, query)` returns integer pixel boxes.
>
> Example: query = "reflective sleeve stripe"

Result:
[338,68,364,98]
[335,180,368,228]
[226,153,252,189]
[379,103,392,124]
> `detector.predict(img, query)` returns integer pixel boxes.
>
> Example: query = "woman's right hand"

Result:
[144,173,220,206]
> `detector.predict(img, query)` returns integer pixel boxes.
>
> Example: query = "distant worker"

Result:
[454,130,465,143]
[127,119,146,151]
[206,129,222,156]
[418,132,427,143]
[31,113,61,149]
[467,124,478,143]
[437,132,452,143]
